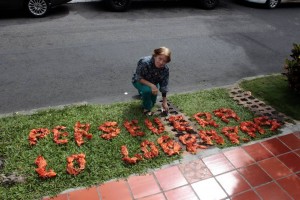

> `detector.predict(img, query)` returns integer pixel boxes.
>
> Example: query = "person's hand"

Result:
[162,101,169,112]
[151,85,158,95]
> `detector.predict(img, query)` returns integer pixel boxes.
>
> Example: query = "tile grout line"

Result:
[96,184,102,200]
[251,140,296,199]
[211,175,231,199]
[272,175,296,200]
[177,163,202,200]
[232,161,266,199]
[241,138,292,199]
[227,151,256,198]
[150,170,169,200]
[124,179,135,200]
[197,155,232,199]
[221,145,269,199]
[276,135,295,151]
[152,165,202,199]
[273,149,299,198]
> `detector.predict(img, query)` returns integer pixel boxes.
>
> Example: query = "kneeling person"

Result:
[132,47,171,116]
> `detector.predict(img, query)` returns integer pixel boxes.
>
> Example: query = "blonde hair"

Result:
[153,47,171,63]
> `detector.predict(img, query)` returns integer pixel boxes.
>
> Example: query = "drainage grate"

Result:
[155,100,213,152]
[229,85,289,123]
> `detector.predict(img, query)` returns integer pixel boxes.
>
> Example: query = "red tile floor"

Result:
[43,131,300,200]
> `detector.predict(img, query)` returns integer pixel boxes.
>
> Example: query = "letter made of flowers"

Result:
[29,128,50,145]
[144,118,165,135]
[53,126,69,144]
[74,122,92,146]
[157,135,182,156]
[98,121,121,140]
[213,108,240,123]
[179,133,207,154]
[35,156,57,178]
[168,115,194,133]
[123,120,145,136]
[193,112,219,128]
[66,153,86,175]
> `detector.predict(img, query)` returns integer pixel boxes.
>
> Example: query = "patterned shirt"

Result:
[132,56,169,94]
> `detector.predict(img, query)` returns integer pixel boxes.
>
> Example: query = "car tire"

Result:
[105,0,131,12]
[26,0,49,17]
[265,0,280,8]
[200,0,219,9]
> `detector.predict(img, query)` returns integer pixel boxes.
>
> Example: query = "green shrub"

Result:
[283,43,300,93]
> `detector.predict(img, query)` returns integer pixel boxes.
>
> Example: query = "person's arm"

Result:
[136,57,159,95]
[139,78,158,95]
[162,96,168,111]
[160,68,169,111]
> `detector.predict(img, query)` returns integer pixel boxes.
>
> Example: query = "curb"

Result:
[0,101,88,119]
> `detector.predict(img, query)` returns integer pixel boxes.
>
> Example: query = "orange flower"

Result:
[198,130,213,145]
[144,118,165,135]
[222,126,240,144]
[140,140,159,159]
[253,116,271,126]
[123,120,145,136]
[157,135,182,156]
[120,145,143,164]
[66,153,86,175]
[193,112,219,128]
[35,156,56,178]
[269,120,281,131]
[74,122,92,146]
[168,115,194,132]
[29,128,50,146]
[240,121,263,137]
[198,130,224,145]
[52,126,68,144]
[253,116,282,131]
[179,133,197,145]
[98,121,121,140]
[213,108,240,123]
[179,133,207,154]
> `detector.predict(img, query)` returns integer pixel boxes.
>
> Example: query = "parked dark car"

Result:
[104,0,219,11]
[0,0,72,17]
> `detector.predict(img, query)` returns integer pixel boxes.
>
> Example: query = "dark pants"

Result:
[132,81,157,111]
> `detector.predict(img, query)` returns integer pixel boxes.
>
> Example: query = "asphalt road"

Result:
[0,0,299,114]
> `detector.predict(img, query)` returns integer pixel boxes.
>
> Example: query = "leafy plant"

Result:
[283,43,300,93]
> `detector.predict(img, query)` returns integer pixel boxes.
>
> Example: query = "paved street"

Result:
[0,0,299,114]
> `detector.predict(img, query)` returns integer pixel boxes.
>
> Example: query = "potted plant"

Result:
[283,43,300,93]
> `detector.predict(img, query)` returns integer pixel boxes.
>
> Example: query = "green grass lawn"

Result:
[0,102,180,200]
[239,74,300,120]
[0,87,284,200]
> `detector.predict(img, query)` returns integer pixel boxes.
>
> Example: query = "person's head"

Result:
[152,47,171,68]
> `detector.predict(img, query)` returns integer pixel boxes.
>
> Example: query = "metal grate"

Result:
[229,85,289,123]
